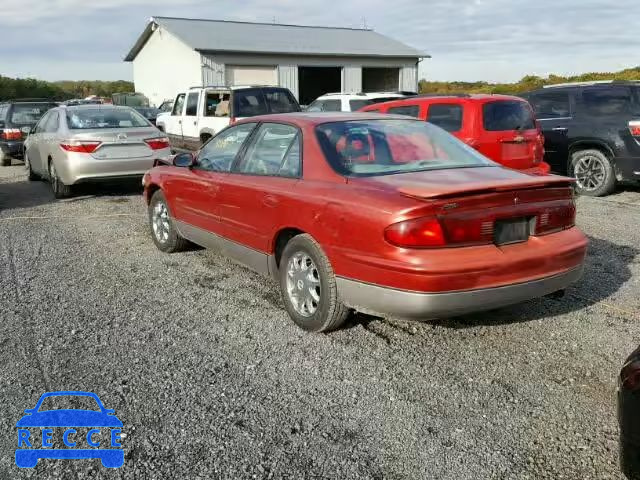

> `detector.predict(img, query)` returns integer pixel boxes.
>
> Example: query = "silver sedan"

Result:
[23,105,171,198]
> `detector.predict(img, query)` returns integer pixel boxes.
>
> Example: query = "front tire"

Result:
[148,190,189,253]
[49,160,72,198]
[279,234,350,332]
[25,152,38,181]
[570,149,616,197]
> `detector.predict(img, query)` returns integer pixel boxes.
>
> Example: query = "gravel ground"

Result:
[0,162,639,480]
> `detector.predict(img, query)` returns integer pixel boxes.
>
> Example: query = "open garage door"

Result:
[362,67,400,92]
[298,67,342,106]
[226,65,278,86]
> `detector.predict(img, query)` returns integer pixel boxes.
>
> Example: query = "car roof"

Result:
[61,104,133,111]
[235,111,419,126]
[362,93,526,109]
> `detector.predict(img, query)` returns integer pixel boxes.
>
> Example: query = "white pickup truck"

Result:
[156,85,300,151]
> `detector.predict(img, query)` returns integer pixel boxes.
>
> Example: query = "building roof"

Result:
[124,16,428,61]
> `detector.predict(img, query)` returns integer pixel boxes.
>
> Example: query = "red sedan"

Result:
[142,113,588,332]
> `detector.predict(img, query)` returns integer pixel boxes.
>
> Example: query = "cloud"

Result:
[0,0,637,82]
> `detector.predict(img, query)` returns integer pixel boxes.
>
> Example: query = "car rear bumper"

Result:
[0,140,24,158]
[614,156,640,182]
[55,149,170,185]
[336,264,584,319]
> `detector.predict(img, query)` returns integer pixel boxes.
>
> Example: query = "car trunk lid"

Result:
[71,128,157,159]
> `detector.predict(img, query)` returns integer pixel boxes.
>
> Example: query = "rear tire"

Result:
[148,190,189,253]
[49,160,72,198]
[279,234,350,332]
[570,149,616,197]
[0,150,10,167]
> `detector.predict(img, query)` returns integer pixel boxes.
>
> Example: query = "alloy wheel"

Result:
[574,155,606,192]
[286,252,321,317]
[151,201,170,243]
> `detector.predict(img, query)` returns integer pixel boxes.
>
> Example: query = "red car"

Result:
[142,113,587,332]
[359,94,550,175]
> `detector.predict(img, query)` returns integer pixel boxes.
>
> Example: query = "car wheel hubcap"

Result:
[574,155,606,191]
[152,202,170,243]
[286,252,320,317]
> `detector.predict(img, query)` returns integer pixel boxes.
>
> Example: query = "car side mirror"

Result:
[24,408,35,414]
[105,409,115,415]
[173,152,194,168]
[21,126,31,135]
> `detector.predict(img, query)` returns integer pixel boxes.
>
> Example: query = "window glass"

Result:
[172,94,185,116]
[66,108,150,129]
[185,92,199,116]
[388,105,421,118]
[263,89,299,114]
[482,100,535,131]
[321,100,342,112]
[316,119,494,177]
[237,123,300,177]
[305,100,323,112]
[33,112,50,133]
[349,99,372,111]
[9,103,56,125]
[44,112,59,133]
[582,87,631,116]
[196,123,256,172]
[0,105,7,121]
[528,93,571,118]
[427,104,463,132]
[205,92,231,117]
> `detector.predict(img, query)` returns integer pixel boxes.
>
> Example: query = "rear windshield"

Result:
[10,103,56,125]
[482,100,535,131]
[349,99,372,111]
[66,108,150,129]
[315,119,494,177]
[233,88,300,117]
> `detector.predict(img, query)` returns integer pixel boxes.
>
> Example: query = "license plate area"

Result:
[494,218,531,245]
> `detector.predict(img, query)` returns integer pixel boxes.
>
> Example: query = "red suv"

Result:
[360,94,550,174]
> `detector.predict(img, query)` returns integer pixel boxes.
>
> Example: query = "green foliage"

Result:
[0,76,135,101]
[419,67,640,95]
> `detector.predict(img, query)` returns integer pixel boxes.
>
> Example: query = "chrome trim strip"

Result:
[174,220,271,276]
[336,265,584,319]
[537,117,572,121]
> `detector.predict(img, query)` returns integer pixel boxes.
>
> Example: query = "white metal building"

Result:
[124,17,428,107]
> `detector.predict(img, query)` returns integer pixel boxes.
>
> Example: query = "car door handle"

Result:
[193,121,197,126]
[263,195,279,208]
[552,127,568,132]
[178,120,182,125]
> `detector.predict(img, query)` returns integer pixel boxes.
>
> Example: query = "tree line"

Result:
[418,66,640,95]
[0,76,135,101]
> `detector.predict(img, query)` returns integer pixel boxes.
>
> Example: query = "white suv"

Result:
[305,92,413,112]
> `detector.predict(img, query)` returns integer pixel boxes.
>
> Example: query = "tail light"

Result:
[60,141,102,153]
[384,217,446,248]
[629,120,640,137]
[621,360,640,391]
[144,137,170,150]
[534,203,576,235]
[1,128,22,140]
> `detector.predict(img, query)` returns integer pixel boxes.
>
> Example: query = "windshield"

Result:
[66,108,151,130]
[10,103,56,125]
[38,395,100,412]
[315,119,494,177]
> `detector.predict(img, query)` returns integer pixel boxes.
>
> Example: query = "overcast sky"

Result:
[0,0,638,83]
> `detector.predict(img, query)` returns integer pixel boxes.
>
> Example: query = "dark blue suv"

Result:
[522,81,640,196]
[0,99,57,166]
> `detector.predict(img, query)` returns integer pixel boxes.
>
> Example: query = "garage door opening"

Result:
[298,67,342,106]
[362,67,399,92]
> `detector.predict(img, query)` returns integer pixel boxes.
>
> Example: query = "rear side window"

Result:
[185,92,199,116]
[388,105,420,118]
[237,123,301,177]
[66,108,150,129]
[0,105,7,121]
[44,112,59,133]
[9,103,55,125]
[528,92,571,118]
[582,87,632,116]
[483,101,535,131]
[427,104,463,132]
[233,88,299,117]
[349,99,372,111]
